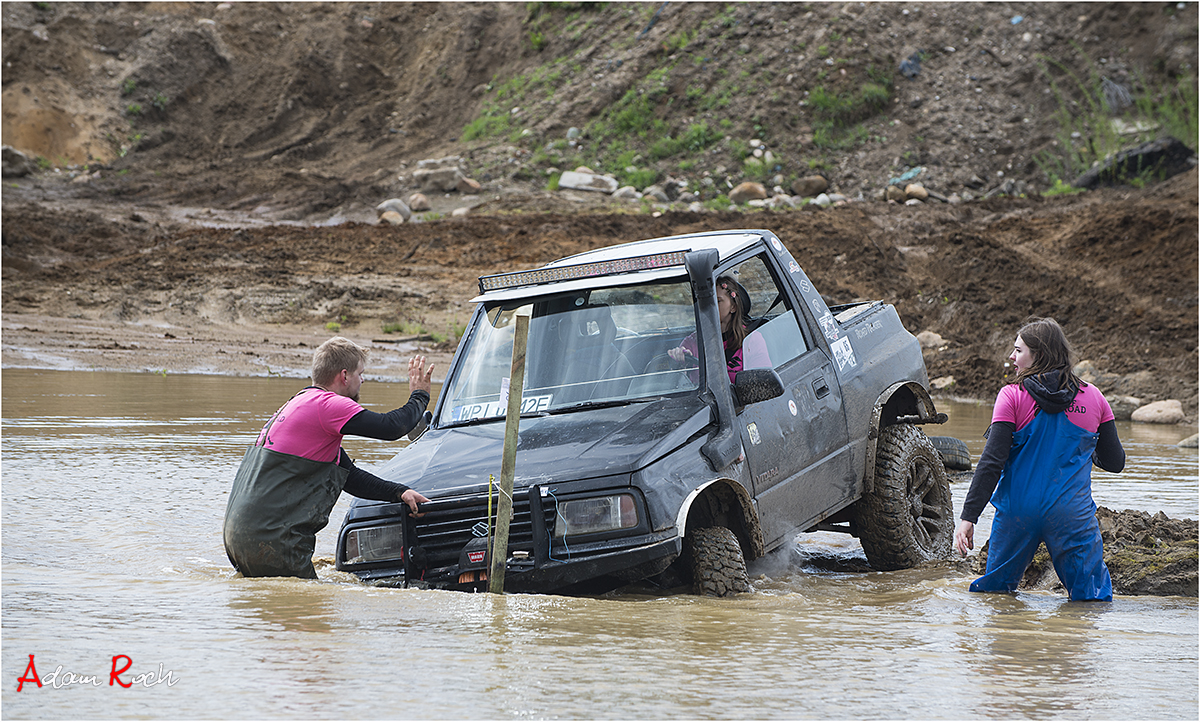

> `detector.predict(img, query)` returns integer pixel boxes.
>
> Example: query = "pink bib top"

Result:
[256,388,364,463]
[991,382,1115,434]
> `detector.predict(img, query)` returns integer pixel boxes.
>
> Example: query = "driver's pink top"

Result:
[256,388,364,462]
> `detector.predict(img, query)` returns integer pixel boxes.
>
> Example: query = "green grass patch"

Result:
[703,194,733,211]
[619,167,658,189]
[742,156,772,183]
[805,68,893,150]
[648,122,724,160]
[1041,178,1086,196]
[462,111,512,141]
[666,28,694,51]
[1034,47,1198,184]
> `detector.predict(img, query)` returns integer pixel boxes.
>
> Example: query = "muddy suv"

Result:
[336,230,953,595]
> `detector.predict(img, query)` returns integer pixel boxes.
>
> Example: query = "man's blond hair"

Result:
[311,336,368,386]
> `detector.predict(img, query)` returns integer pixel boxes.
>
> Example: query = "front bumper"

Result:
[337,486,682,594]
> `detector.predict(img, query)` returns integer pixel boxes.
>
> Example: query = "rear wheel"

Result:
[929,435,972,471]
[855,424,954,571]
[689,526,750,596]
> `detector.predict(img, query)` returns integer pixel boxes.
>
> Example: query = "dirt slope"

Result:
[2,2,1196,216]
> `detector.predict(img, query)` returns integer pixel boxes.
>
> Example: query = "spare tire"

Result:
[689,526,750,597]
[929,435,972,471]
[855,424,954,571]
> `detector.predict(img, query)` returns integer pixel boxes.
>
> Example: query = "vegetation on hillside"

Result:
[462,2,900,191]
[459,2,1195,195]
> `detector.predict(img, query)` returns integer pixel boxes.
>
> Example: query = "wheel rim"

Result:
[907,457,945,551]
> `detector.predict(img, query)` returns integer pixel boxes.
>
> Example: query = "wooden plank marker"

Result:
[489,308,530,593]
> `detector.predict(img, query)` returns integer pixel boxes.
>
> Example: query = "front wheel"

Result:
[689,526,750,596]
[855,424,954,571]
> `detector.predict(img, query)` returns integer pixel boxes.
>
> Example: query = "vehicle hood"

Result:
[371,396,709,495]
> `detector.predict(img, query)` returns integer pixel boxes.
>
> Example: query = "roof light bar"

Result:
[478,250,688,293]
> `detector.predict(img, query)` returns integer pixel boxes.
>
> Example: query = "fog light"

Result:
[343,524,404,564]
[554,494,638,537]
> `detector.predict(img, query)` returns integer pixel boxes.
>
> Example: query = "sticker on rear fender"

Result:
[831,336,858,370]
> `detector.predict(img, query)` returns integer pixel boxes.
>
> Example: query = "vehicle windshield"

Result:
[439,280,699,425]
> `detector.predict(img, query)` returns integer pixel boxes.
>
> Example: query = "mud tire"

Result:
[855,424,954,571]
[689,526,750,597]
[929,435,972,471]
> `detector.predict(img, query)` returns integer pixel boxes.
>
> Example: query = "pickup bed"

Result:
[336,229,953,595]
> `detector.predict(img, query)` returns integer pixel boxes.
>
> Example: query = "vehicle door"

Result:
[728,254,854,550]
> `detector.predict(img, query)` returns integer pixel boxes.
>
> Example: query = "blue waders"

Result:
[970,410,1112,602]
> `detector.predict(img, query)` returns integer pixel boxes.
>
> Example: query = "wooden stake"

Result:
[489,309,530,593]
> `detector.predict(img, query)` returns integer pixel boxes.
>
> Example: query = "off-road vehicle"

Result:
[336,229,953,595]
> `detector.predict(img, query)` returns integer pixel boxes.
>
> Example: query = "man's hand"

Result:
[954,519,975,557]
[400,488,430,516]
[408,355,435,396]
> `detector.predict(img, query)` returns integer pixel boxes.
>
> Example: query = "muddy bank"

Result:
[0,312,456,383]
[4,170,1197,416]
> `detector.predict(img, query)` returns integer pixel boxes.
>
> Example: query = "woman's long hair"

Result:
[1012,317,1082,390]
[716,275,748,350]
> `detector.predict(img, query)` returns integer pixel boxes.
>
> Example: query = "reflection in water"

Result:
[1,369,1196,720]
[227,580,339,635]
[966,596,1100,718]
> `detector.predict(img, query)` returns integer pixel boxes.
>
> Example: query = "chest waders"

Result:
[969,410,1112,602]
[223,401,349,579]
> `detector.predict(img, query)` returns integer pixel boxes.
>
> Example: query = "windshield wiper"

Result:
[549,397,650,414]
[443,410,551,428]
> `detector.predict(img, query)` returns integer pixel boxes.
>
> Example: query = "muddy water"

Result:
[2,369,1196,720]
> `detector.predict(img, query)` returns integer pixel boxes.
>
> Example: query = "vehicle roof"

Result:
[471,230,766,303]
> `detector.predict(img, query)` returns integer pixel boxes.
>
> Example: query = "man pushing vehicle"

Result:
[223,336,432,579]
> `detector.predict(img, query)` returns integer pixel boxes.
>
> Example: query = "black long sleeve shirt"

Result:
[336,390,430,502]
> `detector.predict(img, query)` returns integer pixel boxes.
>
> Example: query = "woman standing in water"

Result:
[954,317,1125,601]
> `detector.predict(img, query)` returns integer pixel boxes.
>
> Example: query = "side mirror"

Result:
[406,410,433,442]
[732,368,785,406]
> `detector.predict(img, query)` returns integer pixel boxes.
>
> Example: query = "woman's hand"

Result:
[667,346,694,363]
[954,519,975,557]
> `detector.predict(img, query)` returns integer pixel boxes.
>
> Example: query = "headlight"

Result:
[554,494,639,537]
[343,524,404,564]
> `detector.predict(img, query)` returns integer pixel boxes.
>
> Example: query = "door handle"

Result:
[812,376,830,398]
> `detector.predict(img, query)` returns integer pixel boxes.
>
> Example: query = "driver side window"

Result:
[724,255,807,370]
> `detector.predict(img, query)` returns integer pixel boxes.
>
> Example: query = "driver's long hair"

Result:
[716,275,748,350]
